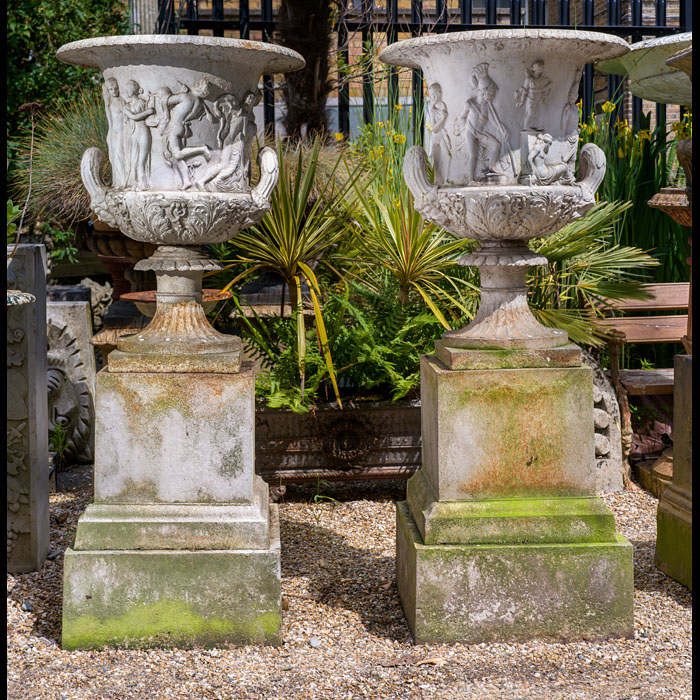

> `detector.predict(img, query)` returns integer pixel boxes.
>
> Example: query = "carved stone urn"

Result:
[380,29,629,351]
[57,36,305,373]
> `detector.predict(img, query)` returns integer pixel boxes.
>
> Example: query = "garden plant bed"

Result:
[7,473,692,700]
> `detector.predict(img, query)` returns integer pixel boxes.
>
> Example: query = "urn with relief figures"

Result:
[380,30,629,350]
[57,36,304,372]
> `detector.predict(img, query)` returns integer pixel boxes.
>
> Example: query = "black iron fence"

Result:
[156,0,691,138]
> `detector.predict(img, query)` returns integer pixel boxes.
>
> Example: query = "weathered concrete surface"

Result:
[62,505,282,649]
[420,355,595,501]
[93,363,256,504]
[406,469,617,546]
[74,474,271,551]
[655,354,692,590]
[7,244,50,573]
[435,341,582,371]
[397,501,634,644]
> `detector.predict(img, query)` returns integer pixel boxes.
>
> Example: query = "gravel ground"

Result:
[7,472,692,700]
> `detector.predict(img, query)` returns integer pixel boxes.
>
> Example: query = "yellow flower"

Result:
[333,132,344,142]
[395,103,403,111]
[617,147,625,158]
[393,133,407,144]
[408,106,412,115]
[426,124,433,132]
[377,121,384,129]
[602,101,616,114]
[637,129,651,142]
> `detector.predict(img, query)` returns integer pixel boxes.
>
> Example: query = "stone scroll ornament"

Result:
[379,29,629,350]
[58,36,305,373]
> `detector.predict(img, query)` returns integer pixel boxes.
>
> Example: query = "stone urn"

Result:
[379,29,629,351]
[597,33,692,105]
[57,36,305,373]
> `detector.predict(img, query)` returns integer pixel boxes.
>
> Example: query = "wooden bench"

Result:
[590,282,689,473]
[594,282,690,395]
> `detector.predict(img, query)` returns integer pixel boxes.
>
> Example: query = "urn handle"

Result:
[403,145,437,205]
[252,146,279,208]
[80,147,120,229]
[575,143,606,200]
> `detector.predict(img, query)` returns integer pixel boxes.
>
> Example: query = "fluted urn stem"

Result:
[110,245,241,372]
[442,241,568,350]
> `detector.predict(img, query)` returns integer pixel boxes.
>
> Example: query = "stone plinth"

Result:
[655,355,692,590]
[62,362,281,648]
[397,349,634,643]
[7,245,50,573]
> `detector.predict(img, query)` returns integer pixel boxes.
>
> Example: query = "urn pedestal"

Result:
[380,29,634,643]
[57,35,304,648]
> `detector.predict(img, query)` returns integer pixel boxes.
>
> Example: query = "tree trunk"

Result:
[277,0,332,142]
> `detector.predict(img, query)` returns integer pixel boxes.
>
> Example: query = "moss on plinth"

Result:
[62,506,282,649]
[397,501,634,644]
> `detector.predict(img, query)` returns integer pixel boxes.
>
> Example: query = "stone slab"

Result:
[655,484,692,590]
[108,348,242,374]
[655,354,692,589]
[74,474,271,551]
[435,341,583,370]
[7,244,50,573]
[406,468,617,545]
[94,363,256,504]
[396,501,634,644]
[420,355,595,501]
[62,504,282,649]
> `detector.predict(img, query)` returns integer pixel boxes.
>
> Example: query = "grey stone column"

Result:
[7,245,50,573]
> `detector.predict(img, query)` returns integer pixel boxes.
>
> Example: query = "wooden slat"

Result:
[597,315,687,343]
[599,283,689,312]
[617,368,675,396]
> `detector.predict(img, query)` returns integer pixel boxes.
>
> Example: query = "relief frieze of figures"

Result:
[103,76,261,193]
[426,58,582,188]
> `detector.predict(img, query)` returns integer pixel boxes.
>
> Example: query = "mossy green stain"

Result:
[62,598,281,649]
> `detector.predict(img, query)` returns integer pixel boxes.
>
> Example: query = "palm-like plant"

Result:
[528,200,659,346]
[347,166,478,328]
[217,137,366,404]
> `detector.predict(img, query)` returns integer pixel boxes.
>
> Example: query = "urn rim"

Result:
[378,28,630,68]
[597,32,692,76]
[57,34,305,74]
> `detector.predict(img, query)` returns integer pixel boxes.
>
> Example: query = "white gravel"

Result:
[7,474,692,700]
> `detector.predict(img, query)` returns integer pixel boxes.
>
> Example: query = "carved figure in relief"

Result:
[154,78,216,186]
[241,89,262,175]
[560,68,583,175]
[427,83,451,184]
[527,133,575,185]
[122,80,155,188]
[453,63,515,184]
[102,78,128,187]
[515,60,552,132]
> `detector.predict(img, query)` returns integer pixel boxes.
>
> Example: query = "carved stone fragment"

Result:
[6,245,50,573]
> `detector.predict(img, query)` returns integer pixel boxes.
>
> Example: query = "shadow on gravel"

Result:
[278,515,412,643]
[280,478,407,504]
[629,539,693,609]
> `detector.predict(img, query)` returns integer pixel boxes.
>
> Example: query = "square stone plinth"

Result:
[397,502,634,644]
[62,505,282,649]
[421,355,595,501]
[94,365,256,504]
[655,354,692,590]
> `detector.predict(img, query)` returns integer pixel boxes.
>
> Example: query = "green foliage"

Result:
[578,101,690,284]
[49,423,70,471]
[216,137,366,404]
[10,89,108,224]
[7,0,127,169]
[7,200,21,245]
[43,222,79,264]
[529,201,659,346]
